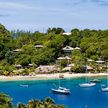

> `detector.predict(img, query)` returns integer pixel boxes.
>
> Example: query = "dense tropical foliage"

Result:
[0,24,108,74]
[0,93,65,108]
[0,93,12,108]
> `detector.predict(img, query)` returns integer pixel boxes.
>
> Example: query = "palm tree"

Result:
[0,93,12,108]
[17,103,27,108]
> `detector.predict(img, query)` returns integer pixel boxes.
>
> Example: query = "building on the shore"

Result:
[62,63,75,72]
[13,49,22,52]
[83,65,93,70]
[74,47,81,50]
[34,45,43,48]
[35,65,60,73]
[13,64,22,69]
[62,67,71,71]
[63,46,74,53]
[62,32,71,36]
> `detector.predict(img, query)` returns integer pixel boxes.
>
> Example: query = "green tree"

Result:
[0,93,12,108]
[47,27,65,34]
[5,51,14,65]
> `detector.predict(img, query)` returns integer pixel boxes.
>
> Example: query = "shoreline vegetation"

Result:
[0,93,65,108]
[0,24,108,108]
[0,72,108,81]
[0,24,108,82]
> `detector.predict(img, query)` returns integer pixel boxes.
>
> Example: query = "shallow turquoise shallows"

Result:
[0,77,108,108]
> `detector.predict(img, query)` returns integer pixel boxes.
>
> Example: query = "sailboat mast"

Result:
[106,62,108,86]
[59,59,61,87]
[85,58,88,83]
[59,77,60,87]
[85,64,88,83]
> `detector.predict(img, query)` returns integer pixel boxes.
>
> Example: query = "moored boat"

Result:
[79,83,96,87]
[102,87,108,92]
[52,86,70,94]
[90,79,101,83]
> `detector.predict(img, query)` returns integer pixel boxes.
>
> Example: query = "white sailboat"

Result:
[52,86,70,94]
[52,74,70,94]
[79,65,96,87]
[102,63,108,92]
[79,82,96,87]
[52,57,70,94]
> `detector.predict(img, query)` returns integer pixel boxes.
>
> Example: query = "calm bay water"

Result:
[0,77,108,108]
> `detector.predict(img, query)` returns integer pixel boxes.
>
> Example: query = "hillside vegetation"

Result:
[0,24,108,75]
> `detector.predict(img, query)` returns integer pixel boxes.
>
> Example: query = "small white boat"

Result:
[20,85,28,87]
[79,83,96,87]
[52,86,70,94]
[102,87,108,92]
[90,79,101,83]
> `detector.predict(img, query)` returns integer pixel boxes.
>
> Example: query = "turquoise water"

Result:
[0,77,108,108]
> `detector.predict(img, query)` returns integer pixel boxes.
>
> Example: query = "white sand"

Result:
[0,73,108,81]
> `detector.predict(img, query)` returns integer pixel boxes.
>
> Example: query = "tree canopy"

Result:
[0,24,108,74]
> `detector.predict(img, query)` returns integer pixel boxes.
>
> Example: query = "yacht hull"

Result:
[102,87,108,92]
[79,83,96,87]
[52,89,70,94]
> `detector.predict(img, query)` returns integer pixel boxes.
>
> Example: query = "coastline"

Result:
[0,72,108,81]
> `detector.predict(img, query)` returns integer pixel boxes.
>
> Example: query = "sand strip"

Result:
[0,73,108,81]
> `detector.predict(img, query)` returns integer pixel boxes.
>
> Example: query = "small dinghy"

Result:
[20,85,28,87]
[90,79,101,83]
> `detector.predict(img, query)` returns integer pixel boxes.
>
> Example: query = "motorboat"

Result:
[102,87,108,92]
[20,84,28,87]
[52,86,70,94]
[90,79,101,83]
[79,83,96,87]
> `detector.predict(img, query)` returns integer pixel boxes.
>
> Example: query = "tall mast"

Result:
[85,58,88,83]
[59,59,61,87]
[106,62,108,86]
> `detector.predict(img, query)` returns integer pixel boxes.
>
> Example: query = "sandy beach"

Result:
[0,73,108,81]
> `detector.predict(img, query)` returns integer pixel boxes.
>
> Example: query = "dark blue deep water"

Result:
[0,77,108,108]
